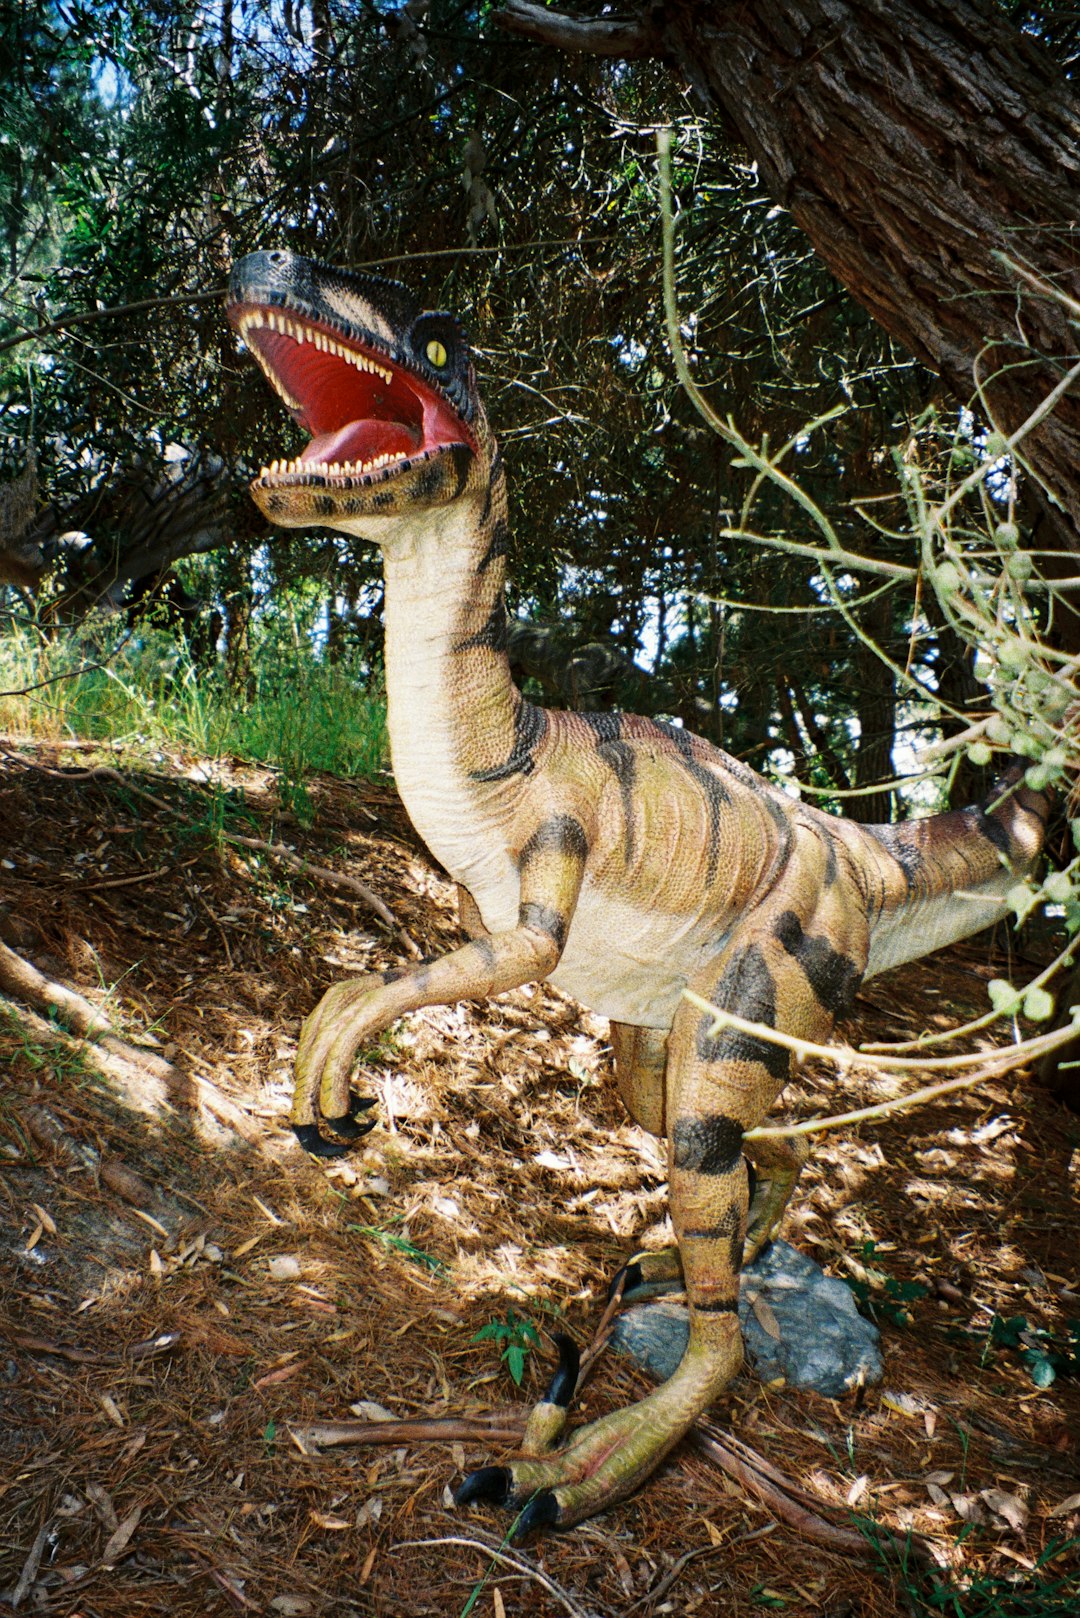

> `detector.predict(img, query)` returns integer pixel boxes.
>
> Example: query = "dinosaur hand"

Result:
[291,976,388,1155]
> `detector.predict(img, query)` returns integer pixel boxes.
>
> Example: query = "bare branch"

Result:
[496,0,662,58]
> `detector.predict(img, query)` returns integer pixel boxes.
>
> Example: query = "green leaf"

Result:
[505,1343,526,1385]
[1025,1352,1057,1389]
[988,978,1021,1015]
[1023,985,1055,1022]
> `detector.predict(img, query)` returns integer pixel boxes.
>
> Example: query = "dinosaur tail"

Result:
[862,761,1052,977]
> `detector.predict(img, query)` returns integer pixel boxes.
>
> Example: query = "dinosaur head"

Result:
[227,250,487,536]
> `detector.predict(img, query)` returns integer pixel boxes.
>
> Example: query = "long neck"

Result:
[380,457,536,854]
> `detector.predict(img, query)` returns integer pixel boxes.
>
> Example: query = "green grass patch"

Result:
[0,618,387,787]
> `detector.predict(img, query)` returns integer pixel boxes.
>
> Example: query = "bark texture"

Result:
[501,0,1080,633]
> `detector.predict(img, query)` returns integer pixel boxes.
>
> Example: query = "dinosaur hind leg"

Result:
[743,1131,811,1262]
[457,887,866,1531]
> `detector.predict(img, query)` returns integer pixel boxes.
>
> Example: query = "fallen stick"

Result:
[290,1413,525,1451]
[0,949,262,1145]
[226,832,421,957]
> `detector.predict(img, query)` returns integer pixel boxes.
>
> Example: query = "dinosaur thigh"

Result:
[609,1020,669,1135]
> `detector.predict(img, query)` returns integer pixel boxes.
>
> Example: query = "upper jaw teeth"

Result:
[236,309,394,393]
[258,451,413,481]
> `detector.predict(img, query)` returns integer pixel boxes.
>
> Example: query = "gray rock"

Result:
[610,1239,882,1397]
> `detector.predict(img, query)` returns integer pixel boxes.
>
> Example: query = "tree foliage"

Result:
[1,0,1075,819]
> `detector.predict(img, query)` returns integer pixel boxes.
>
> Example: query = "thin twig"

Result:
[392,1536,596,1618]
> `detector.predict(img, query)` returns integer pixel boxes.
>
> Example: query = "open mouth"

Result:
[229,304,476,482]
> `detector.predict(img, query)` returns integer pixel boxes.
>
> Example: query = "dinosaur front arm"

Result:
[291,810,590,1154]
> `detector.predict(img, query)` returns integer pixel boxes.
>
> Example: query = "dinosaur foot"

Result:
[291,1094,377,1157]
[456,1332,688,1536]
[455,1398,679,1536]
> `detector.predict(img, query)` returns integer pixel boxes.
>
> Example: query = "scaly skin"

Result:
[226,251,1051,1531]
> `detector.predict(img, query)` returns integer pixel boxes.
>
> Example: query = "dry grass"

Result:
[0,737,1078,1617]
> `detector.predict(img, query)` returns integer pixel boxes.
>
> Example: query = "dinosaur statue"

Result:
[226,250,1050,1535]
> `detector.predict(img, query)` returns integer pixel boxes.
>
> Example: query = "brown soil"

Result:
[0,738,1078,1618]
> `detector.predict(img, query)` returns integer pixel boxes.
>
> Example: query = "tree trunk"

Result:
[499,0,1080,646]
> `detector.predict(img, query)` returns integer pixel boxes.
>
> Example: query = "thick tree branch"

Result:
[498,0,1080,645]
[496,0,662,58]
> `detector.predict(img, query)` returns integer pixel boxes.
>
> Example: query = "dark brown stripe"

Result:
[518,814,588,869]
[518,900,568,949]
[696,945,788,1082]
[477,516,509,573]
[655,722,730,885]
[455,596,508,654]
[773,910,862,1018]
[672,1113,744,1176]
[471,700,547,783]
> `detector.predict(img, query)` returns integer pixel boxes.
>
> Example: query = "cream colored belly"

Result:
[469,870,727,1030]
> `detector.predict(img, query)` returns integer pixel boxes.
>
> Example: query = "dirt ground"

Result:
[0,736,1078,1618]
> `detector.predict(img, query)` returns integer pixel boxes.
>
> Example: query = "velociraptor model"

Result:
[226,250,1050,1535]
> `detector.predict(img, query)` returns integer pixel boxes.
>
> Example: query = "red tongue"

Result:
[300,419,421,466]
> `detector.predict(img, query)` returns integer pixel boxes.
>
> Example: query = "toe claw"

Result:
[512,1490,561,1540]
[606,1259,643,1303]
[291,1122,351,1158]
[455,1465,513,1508]
[322,1108,376,1141]
[543,1333,579,1408]
[347,1094,378,1117]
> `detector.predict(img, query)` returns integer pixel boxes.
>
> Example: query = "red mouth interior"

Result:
[232,307,471,469]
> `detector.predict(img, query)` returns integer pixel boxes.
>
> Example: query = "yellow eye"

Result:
[426,339,448,369]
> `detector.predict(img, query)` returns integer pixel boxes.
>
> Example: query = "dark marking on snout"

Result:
[412,460,447,502]
[773,910,862,1017]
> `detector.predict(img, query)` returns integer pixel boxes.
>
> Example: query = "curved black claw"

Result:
[292,1122,351,1158]
[322,1094,378,1142]
[455,1465,513,1509]
[606,1259,644,1304]
[512,1489,561,1541]
[543,1333,580,1408]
